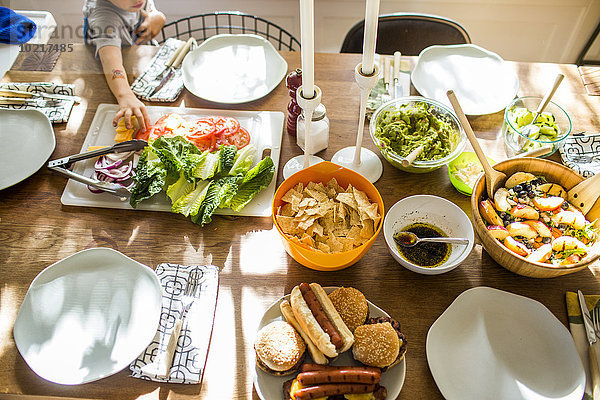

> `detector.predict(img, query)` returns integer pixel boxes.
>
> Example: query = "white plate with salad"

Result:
[60,104,283,218]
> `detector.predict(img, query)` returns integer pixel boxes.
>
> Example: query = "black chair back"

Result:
[341,13,471,56]
[158,11,300,51]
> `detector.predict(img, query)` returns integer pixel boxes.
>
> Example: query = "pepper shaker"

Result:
[286,68,303,136]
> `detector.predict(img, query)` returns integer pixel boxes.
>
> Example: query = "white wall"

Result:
[4,0,600,63]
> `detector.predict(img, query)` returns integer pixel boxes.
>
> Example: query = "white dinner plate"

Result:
[254,287,406,400]
[59,104,284,217]
[0,109,55,190]
[426,286,585,400]
[13,248,162,385]
[182,34,288,104]
[411,44,519,115]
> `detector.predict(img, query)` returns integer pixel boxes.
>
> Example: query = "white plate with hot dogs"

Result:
[253,287,406,400]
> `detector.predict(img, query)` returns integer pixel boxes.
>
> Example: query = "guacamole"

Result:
[374,102,456,161]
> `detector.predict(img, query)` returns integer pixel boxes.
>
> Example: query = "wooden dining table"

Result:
[1,43,599,400]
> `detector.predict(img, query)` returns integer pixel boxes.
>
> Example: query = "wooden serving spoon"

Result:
[567,172,600,215]
[401,145,424,167]
[447,90,506,198]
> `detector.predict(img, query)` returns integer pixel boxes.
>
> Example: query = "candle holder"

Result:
[282,85,324,179]
[330,63,383,183]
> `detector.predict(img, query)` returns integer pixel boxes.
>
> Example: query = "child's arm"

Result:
[98,45,149,131]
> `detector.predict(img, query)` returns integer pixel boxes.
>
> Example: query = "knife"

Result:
[393,51,401,99]
[149,37,195,97]
[578,290,600,399]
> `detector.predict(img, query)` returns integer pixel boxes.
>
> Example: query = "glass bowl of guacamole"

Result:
[502,96,571,157]
[369,96,466,173]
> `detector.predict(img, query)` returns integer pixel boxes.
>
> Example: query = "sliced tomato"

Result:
[215,116,240,136]
[223,126,251,149]
[135,128,150,141]
[186,118,216,140]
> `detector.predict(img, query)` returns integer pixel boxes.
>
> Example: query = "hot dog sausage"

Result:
[297,370,381,385]
[299,283,344,350]
[293,383,376,400]
[300,363,382,374]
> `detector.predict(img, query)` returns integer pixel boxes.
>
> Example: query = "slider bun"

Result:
[328,287,369,332]
[255,321,305,375]
[352,322,399,369]
[290,286,338,358]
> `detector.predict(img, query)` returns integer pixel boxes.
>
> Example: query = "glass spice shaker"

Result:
[285,68,303,136]
[297,103,329,155]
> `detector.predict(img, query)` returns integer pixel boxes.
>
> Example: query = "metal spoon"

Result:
[393,231,470,247]
[519,73,564,138]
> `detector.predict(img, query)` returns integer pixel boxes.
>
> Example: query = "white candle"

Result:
[299,0,315,98]
[361,0,380,75]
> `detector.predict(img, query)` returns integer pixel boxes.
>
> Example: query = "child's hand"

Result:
[135,10,166,44]
[113,93,150,131]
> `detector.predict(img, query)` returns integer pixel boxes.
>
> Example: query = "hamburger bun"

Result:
[328,287,369,332]
[254,321,306,375]
[352,322,400,369]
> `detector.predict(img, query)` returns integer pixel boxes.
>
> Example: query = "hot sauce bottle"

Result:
[286,68,303,136]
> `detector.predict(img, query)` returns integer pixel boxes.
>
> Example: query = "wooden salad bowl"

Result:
[471,157,600,278]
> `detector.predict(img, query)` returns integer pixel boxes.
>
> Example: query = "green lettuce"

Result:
[129,148,167,207]
[229,144,256,176]
[171,180,211,217]
[229,157,275,211]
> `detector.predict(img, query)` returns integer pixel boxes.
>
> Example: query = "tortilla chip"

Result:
[276,215,296,235]
[361,203,380,221]
[336,192,358,210]
[280,203,294,217]
[317,242,331,253]
[360,219,375,239]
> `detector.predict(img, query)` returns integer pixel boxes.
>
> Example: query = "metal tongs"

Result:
[47,139,147,197]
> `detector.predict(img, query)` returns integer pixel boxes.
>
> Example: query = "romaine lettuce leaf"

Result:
[152,135,200,173]
[129,147,167,207]
[192,176,240,226]
[217,145,237,176]
[229,156,275,212]
[171,180,211,217]
[166,171,195,204]
[229,144,256,176]
[192,151,220,180]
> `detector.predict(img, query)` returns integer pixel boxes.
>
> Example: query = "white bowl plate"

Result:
[427,287,585,400]
[254,287,406,400]
[411,44,519,115]
[182,34,288,104]
[13,248,162,385]
[0,109,55,190]
[383,195,474,275]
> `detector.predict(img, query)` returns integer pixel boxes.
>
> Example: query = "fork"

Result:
[593,307,600,341]
[142,269,200,377]
[381,56,392,104]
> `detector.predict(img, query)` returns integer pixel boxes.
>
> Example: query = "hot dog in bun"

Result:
[284,364,387,400]
[290,283,354,359]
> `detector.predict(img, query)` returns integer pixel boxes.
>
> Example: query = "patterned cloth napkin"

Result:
[566,291,600,400]
[130,263,219,384]
[559,133,600,177]
[131,37,187,102]
[0,82,76,123]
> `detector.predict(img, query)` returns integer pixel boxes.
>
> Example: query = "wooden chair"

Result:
[157,11,300,51]
[340,13,471,56]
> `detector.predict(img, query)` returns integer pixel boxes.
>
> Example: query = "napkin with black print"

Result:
[0,82,76,123]
[560,133,600,178]
[130,263,219,384]
[131,37,187,103]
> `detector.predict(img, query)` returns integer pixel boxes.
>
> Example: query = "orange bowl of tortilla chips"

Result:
[272,161,384,271]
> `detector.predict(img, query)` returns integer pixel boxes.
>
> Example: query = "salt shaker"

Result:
[286,68,303,136]
[297,103,329,155]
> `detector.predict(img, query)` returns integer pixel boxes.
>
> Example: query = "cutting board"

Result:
[60,104,284,217]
